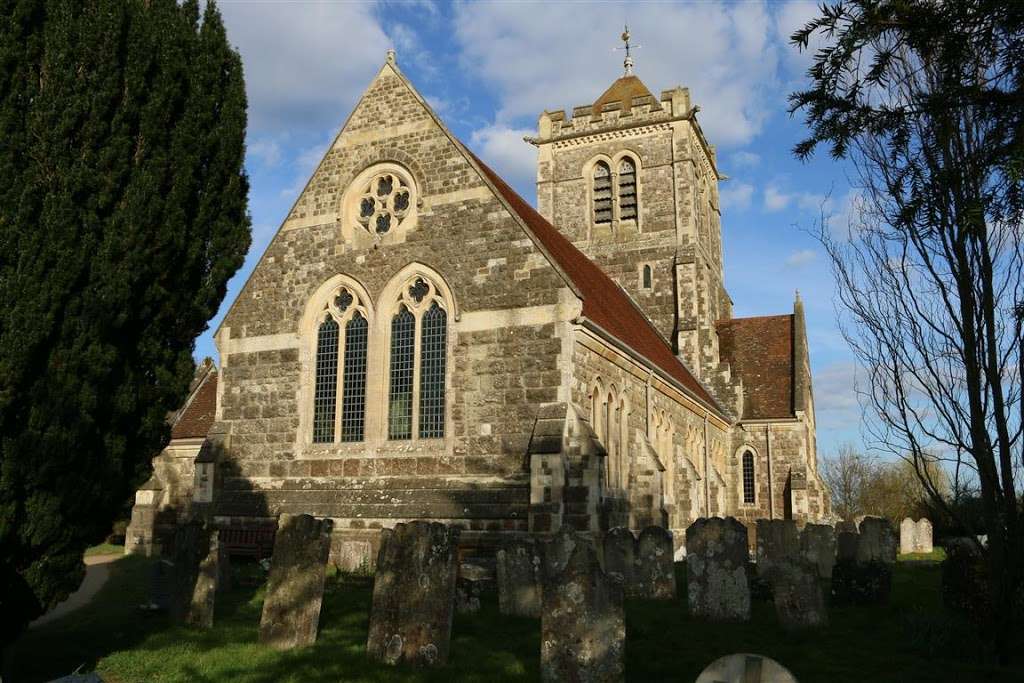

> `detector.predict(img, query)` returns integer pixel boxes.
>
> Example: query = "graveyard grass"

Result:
[5,552,1020,683]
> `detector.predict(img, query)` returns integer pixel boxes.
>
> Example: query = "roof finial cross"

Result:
[615,25,641,76]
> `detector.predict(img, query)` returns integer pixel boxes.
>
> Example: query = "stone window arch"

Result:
[303,276,373,445]
[342,162,419,248]
[640,263,653,290]
[380,267,454,441]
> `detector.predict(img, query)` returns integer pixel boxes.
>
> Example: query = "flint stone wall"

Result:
[497,539,543,618]
[540,528,625,683]
[686,517,751,621]
[800,523,836,580]
[259,514,333,649]
[366,521,459,667]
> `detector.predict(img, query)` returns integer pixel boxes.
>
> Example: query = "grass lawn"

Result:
[898,548,947,562]
[4,553,1021,682]
[84,543,126,558]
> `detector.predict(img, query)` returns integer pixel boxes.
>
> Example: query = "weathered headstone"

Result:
[836,531,858,562]
[259,514,333,650]
[367,521,459,667]
[771,559,828,629]
[900,517,916,555]
[695,653,798,683]
[915,518,933,553]
[755,519,800,580]
[334,539,374,574]
[496,539,542,618]
[686,517,751,622]
[602,527,637,592]
[455,562,492,614]
[856,516,897,565]
[800,523,836,580]
[169,520,217,626]
[187,530,224,628]
[836,519,857,535]
[540,527,625,682]
[637,526,676,600]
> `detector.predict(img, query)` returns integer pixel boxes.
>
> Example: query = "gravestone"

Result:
[169,520,217,626]
[540,527,625,682]
[756,519,800,580]
[915,518,933,553]
[800,524,836,580]
[456,562,492,614]
[856,517,897,565]
[686,517,751,622]
[637,526,676,600]
[335,539,374,573]
[771,559,828,629]
[602,527,637,592]
[496,539,542,618]
[367,521,459,667]
[695,653,798,683]
[259,514,333,650]
[836,520,857,535]
[836,531,858,562]
[900,518,916,555]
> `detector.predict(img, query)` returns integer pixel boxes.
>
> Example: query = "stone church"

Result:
[127,48,830,563]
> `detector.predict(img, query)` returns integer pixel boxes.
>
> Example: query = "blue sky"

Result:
[198,0,863,456]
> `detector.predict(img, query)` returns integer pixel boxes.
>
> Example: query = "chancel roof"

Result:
[716,315,795,420]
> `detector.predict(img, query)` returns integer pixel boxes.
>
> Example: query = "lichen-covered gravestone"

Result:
[900,517,917,555]
[771,559,828,629]
[456,562,492,614]
[170,520,221,627]
[637,526,676,600]
[856,517,897,565]
[755,519,800,580]
[366,521,459,667]
[540,527,625,682]
[686,517,751,621]
[603,527,637,592]
[915,519,933,553]
[800,523,836,581]
[496,539,542,618]
[259,514,333,650]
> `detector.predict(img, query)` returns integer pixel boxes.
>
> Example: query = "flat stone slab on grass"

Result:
[366,521,459,667]
[686,517,751,622]
[695,653,798,683]
[259,514,333,650]
[496,539,542,618]
[541,528,625,682]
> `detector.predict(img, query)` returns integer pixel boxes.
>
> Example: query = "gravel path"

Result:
[30,554,121,629]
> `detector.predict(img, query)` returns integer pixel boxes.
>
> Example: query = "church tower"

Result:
[529,29,732,388]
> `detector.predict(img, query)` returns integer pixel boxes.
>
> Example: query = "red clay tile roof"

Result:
[716,315,794,420]
[469,152,720,413]
[171,368,218,440]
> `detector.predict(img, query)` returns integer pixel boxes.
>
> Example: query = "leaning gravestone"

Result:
[603,527,638,593]
[540,527,625,683]
[259,514,333,650]
[496,539,542,618]
[900,517,916,555]
[367,521,459,667]
[686,517,751,622]
[170,520,218,627]
[856,517,897,565]
[756,519,800,580]
[915,518,933,553]
[637,526,676,600]
[771,559,828,629]
[800,524,836,581]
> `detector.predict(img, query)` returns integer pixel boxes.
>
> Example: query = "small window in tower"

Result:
[593,161,612,225]
[618,157,637,220]
[642,264,653,289]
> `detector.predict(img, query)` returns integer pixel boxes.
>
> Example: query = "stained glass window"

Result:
[619,157,637,220]
[313,316,339,443]
[388,306,415,440]
[341,312,368,442]
[593,161,612,224]
[742,451,755,504]
[419,303,447,438]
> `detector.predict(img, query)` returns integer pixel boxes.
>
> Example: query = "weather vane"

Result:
[614,24,641,76]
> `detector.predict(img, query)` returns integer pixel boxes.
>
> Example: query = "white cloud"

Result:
[217,2,389,133]
[774,0,826,78]
[730,151,761,168]
[785,248,816,268]
[813,362,861,423]
[763,185,829,214]
[453,1,781,147]
[469,125,537,194]
[720,182,755,211]
[764,185,792,212]
[247,137,282,168]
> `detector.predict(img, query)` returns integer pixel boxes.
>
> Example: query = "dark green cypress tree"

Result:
[0,0,250,645]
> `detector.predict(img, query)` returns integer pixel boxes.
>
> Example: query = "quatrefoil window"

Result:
[356,172,411,236]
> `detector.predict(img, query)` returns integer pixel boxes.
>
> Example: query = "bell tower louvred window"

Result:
[618,157,637,220]
[593,161,612,224]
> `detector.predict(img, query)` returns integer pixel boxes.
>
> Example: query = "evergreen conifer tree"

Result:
[0,0,250,645]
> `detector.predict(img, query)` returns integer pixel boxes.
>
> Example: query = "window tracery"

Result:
[312,285,370,444]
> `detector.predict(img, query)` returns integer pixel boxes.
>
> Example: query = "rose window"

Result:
[356,173,412,236]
